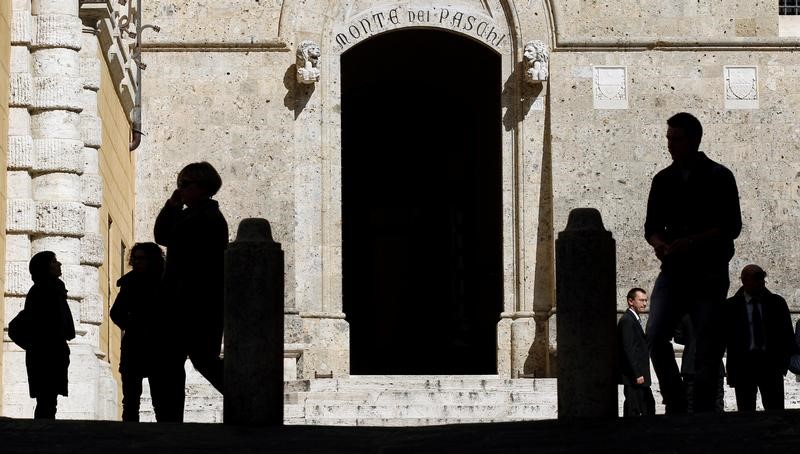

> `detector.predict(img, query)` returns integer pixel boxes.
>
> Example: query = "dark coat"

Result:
[154,198,228,339]
[724,287,794,387]
[24,278,75,398]
[110,271,163,377]
[618,309,651,387]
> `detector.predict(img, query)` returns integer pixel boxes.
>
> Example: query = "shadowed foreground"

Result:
[2,410,800,453]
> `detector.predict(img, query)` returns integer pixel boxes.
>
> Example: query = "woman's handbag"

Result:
[8,309,32,350]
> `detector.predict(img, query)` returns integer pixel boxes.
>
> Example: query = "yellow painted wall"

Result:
[96,45,134,413]
[0,0,12,413]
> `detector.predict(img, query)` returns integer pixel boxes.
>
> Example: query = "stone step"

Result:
[301,403,557,419]
[139,374,800,426]
[284,417,534,426]
[287,390,559,406]
[305,376,555,393]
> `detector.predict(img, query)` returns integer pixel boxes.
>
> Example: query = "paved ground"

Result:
[2,410,799,453]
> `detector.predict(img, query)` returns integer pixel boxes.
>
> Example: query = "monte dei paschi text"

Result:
[336,6,508,50]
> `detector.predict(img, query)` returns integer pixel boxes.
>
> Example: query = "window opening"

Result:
[780,0,800,15]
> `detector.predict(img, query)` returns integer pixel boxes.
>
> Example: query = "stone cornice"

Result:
[140,40,289,53]
[552,38,800,52]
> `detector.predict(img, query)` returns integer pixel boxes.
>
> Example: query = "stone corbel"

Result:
[296,40,321,85]
[523,40,549,84]
[82,1,138,123]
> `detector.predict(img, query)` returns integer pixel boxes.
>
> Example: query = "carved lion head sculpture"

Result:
[297,40,321,68]
[523,40,549,66]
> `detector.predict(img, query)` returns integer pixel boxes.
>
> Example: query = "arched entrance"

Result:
[342,29,503,374]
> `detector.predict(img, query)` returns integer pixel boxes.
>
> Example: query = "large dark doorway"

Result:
[342,29,502,374]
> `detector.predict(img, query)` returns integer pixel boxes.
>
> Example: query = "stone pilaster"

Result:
[78,29,115,417]
[78,29,104,354]
[292,37,349,379]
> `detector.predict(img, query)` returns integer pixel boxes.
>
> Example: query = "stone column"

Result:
[26,0,113,418]
[555,208,617,420]
[224,218,284,426]
[29,0,84,304]
[3,0,36,418]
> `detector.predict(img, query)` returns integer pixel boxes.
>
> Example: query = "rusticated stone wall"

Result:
[0,0,11,414]
[1,0,127,419]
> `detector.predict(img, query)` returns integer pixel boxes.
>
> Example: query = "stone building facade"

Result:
[1,0,800,420]
[135,0,800,383]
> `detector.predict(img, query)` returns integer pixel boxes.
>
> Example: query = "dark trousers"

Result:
[148,348,187,423]
[647,267,729,413]
[623,385,655,417]
[121,372,144,422]
[733,352,785,412]
[682,365,726,413]
[147,328,222,422]
[187,325,224,394]
[34,395,57,419]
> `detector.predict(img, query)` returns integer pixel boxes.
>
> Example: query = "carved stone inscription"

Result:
[335,6,508,52]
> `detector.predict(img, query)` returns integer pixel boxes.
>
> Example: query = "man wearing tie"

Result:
[724,264,794,411]
[618,288,656,416]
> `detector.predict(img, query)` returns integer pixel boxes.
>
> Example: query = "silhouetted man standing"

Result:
[724,265,793,411]
[645,112,742,414]
[618,288,655,416]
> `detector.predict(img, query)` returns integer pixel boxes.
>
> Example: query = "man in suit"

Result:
[724,264,794,411]
[619,287,656,416]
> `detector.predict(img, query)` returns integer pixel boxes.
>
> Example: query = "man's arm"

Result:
[153,190,183,247]
[774,295,795,370]
[716,166,742,241]
[721,300,739,386]
[644,176,669,259]
[109,286,131,330]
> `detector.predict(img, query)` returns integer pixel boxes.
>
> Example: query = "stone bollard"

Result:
[224,218,284,426]
[555,208,617,420]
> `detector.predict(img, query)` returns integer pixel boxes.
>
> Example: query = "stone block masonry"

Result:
[3,0,117,419]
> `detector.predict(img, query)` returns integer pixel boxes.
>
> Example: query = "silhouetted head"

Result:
[666,112,703,163]
[626,287,648,314]
[129,242,165,276]
[29,251,61,283]
[741,264,766,297]
[177,161,222,206]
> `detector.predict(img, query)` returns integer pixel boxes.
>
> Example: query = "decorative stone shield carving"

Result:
[724,66,758,109]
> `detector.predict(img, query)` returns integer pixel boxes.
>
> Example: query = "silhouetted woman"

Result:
[110,242,165,422]
[24,251,75,419]
[154,161,228,420]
